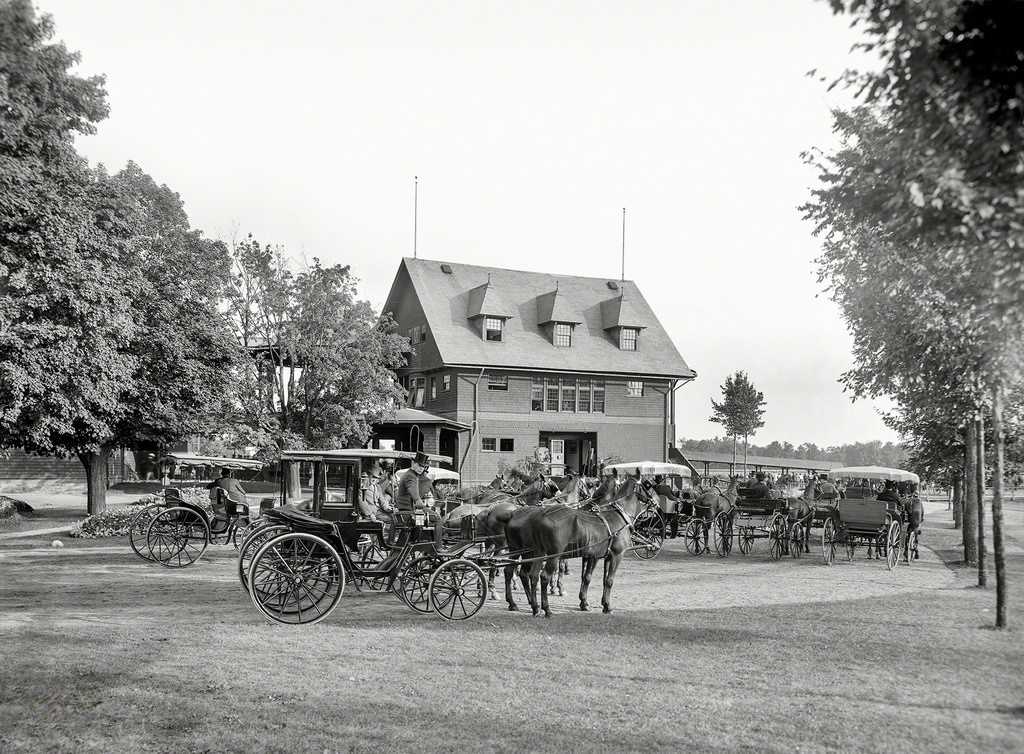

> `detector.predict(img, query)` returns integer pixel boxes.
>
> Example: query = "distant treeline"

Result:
[678,437,907,468]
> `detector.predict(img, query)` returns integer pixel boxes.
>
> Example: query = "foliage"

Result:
[709,371,766,441]
[0,4,241,513]
[677,436,907,467]
[68,488,212,538]
[223,236,407,453]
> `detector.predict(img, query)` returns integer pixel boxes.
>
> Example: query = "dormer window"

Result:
[484,317,504,342]
[553,323,573,347]
[619,327,638,351]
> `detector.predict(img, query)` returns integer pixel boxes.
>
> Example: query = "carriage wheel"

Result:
[822,517,837,566]
[631,510,665,560]
[738,527,755,556]
[905,530,918,565]
[885,520,902,571]
[713,513,732,557]
[248,533,345,625]
[128,503,166,562]
[684,519,706,556]
[237,524,289,592]
[228,516,251,549]
[429,559,488,621]
[397,554,438,613]
[146,507,210,568]
[789,522,803,559]
[769,515,786,561]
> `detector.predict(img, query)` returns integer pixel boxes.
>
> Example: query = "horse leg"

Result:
[540,559,557,617]
[601,551,623,614]
[558,558,568,596]
[579,556,596,611]
[527,561,543,616]
[504,563,519,611]
[488,565,498,600]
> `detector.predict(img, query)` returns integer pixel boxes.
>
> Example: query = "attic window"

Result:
[619,327,638,351]
[484,317,504,342]
[607,281,619,290]
[441,264,453,273]
[553,323,572,347]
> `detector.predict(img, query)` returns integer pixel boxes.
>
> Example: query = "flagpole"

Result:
[414,176,418,259]
[621,207,626,281]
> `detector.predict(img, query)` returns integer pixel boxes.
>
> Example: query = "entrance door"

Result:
[549,439,565,476]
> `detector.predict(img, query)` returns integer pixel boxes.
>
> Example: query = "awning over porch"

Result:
[379,408,471,432]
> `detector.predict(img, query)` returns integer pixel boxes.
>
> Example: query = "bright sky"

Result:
[38,0,898,448]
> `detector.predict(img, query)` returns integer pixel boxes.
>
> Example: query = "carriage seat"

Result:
[211,488,249,521]
[265,506,334,535]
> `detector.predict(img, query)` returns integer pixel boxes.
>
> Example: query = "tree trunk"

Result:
[952,470,963,530]
[286,461,302,502]
[977,413,987,587]
[963,420,978,564]
[743,434,749,476]
[991,384,1007,628]
[732,434,737,476]
[78,447,113,516]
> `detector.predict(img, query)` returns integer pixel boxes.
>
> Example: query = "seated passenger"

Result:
[817,474,839,502]
[877,479,902,506]
[747,472,771,500]
[207,467,247,519]
[653,475,682,538]
[394,452,440,528]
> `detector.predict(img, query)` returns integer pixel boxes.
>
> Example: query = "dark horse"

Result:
[502,476,652,617]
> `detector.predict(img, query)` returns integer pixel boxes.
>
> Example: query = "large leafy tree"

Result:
[806,0,1024,627]
[709,371,766,473]
[225,237,407,456]
[0,4,240,513]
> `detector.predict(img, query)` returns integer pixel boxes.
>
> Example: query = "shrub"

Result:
[69,488,214,538]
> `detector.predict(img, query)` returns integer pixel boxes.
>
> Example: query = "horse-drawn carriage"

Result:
[128,454,265,568]
[714,483,792,560]
[820,466,922,570]
[239,449,490,624]
[601,461,692,559]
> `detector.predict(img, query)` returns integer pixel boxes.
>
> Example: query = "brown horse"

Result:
[502,476,652,616]
[904,494,924,562]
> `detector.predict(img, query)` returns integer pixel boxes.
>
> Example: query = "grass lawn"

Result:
[0,500,1021,753]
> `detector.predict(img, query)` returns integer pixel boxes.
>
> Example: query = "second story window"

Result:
[487,375,508,391]
[484,317,503,342]
[430,377,437,400]
[626,380,644,397]
[531,377,543,411]
[442,374,451,391]
[553,323,572,347]
[619,327,638,351]
[408,377,425,408]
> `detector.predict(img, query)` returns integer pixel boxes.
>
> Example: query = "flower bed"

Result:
[69,488,214,539]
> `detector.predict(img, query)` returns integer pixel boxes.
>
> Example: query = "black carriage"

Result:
[239,449,488,624]
[128,454,264,568]
[821,465,921,570]
[711,487,791,560]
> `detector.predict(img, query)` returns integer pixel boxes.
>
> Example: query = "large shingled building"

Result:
[380,258,696,484]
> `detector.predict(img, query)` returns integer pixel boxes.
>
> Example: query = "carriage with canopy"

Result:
[238,449,490,624]
[820,465,921,570]
[128,453,266,567]
[600,461,690,559]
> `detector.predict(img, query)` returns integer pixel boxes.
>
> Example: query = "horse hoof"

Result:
[508,604,519,612]
[544,611,553,618]
[557,589,564,597]
[580,604,590,612]
[602,606,612,614]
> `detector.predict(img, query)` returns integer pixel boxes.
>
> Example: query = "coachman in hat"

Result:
[395,451,439,529]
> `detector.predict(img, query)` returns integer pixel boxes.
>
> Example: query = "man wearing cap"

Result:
[395,452,440,528]
[206,467,247,519]
[357,460,387,522]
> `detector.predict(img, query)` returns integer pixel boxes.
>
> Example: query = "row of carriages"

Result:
[127,452,922,626]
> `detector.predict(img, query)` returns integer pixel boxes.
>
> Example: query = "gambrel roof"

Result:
[382,258,694,379]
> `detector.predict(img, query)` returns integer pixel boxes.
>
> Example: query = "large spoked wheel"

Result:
[128,503,167,562]
[398,554,439,613]
[738,527,755,556]
[248,533,346,626]
[429,559,488,621]
[769,515,786,561]
[684,519,707,556]
[631,510,665,560]
[237,524,289,592]
[905,529,919,565]
[789,522,803,559]
[822,517,838,566]
[227,516,251,549]
[885,519,902,571]
[146,507,210,568]
[713,513,732,557]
